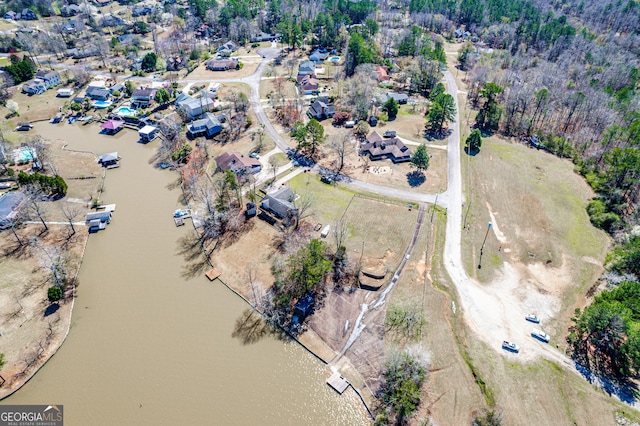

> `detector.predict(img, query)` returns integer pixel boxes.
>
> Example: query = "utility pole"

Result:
[478,221,491,269]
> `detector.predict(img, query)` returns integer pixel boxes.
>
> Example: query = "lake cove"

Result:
[6,122,367,425]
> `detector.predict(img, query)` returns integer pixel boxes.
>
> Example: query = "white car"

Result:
[249,152,260,159]
[502,341,520,353]
[531,329,550,343]
[525,314,540,323]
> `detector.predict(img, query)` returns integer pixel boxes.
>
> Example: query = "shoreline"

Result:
[0,145,107,401]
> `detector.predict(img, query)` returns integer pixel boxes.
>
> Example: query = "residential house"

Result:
[0,192,27,229]
[307,96,335,120]
[99,14,122,27]
[250,32,280,42]
[132,6,154,17]
[217,41,238,56]
[35,70,60,89]
[117,34,137,44]
[360,131,412,163]
[22,79,47,95]
[57,19,85,34]
[298,60,315,76]
[4,11,18,20]
[215,151,261,175]
[109,83,124,95]
[297,74,319,95]
[206,58,239,71]
[374,65,391,81]
[384,92,408,104]
[61,4,82,16]
[65,46,99,59]
[85,85,110,101]
[187,113,225,138]
[21,9,37,20]
[181,95,216,119]
[132,87,158,108]
[309,49,328,63]
[260,187,298,223]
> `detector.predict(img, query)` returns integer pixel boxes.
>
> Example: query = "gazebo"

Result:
[100,119,124,135]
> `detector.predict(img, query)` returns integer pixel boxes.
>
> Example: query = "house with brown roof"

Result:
[360,131,412,163]
[374,65,391,81]
[215,151,261,175]
[206,58,239,71]
[297,74,319,95]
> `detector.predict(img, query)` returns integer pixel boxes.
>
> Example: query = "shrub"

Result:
[48,286,63,302]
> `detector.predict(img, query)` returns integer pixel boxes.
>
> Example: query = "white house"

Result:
[35,70,61,89]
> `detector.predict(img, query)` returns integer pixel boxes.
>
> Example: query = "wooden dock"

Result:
[205,268,222,281]
[174,217,185,226]
[326,371,350,394]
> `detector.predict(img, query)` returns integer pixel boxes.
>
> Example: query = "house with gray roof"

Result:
[85,85,110,101]
[187,113,225,138]
[385,92,409,104]
[310,49,329,63]
[206,58,239,71]
[261,187,298,224]
[181,95,215,119]
[298,60,315,76]
[307,96,335,120]
[35,70,60,89]
[132,87,158,107]
[0,192,26,229]
[360,131,412,163]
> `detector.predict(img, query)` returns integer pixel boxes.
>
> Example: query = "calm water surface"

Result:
[6,122,368,425]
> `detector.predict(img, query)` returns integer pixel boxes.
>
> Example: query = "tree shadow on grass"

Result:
[176,232,210,280]
[406,170,426,187]
[464,146,480,156]
[424,129,452,141]
[231,309,289,345]
[44,303,59,317]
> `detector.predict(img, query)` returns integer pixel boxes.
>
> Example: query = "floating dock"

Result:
[326,371,350,394]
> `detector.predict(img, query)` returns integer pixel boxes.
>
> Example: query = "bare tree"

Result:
[329,131,355,175]
[293,191,313,229]
[332,220,348,253]
[5,202,27,247]
[23,186,49,232]
[30,237,72,289]
[60,203,83,237]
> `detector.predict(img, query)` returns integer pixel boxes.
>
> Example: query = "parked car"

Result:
[525,314,540,323]
[320,175,333,184]
[531,329,550,343]
[249,152,260,159]
[502,341,520,353]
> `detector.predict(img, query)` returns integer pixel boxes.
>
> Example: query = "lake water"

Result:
[6,122,368,426]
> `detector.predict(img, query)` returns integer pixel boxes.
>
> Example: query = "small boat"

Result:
[173,209,190,218]
[80,115,94,122]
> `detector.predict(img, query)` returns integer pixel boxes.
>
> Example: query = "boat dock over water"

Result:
[327,372,350,394]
